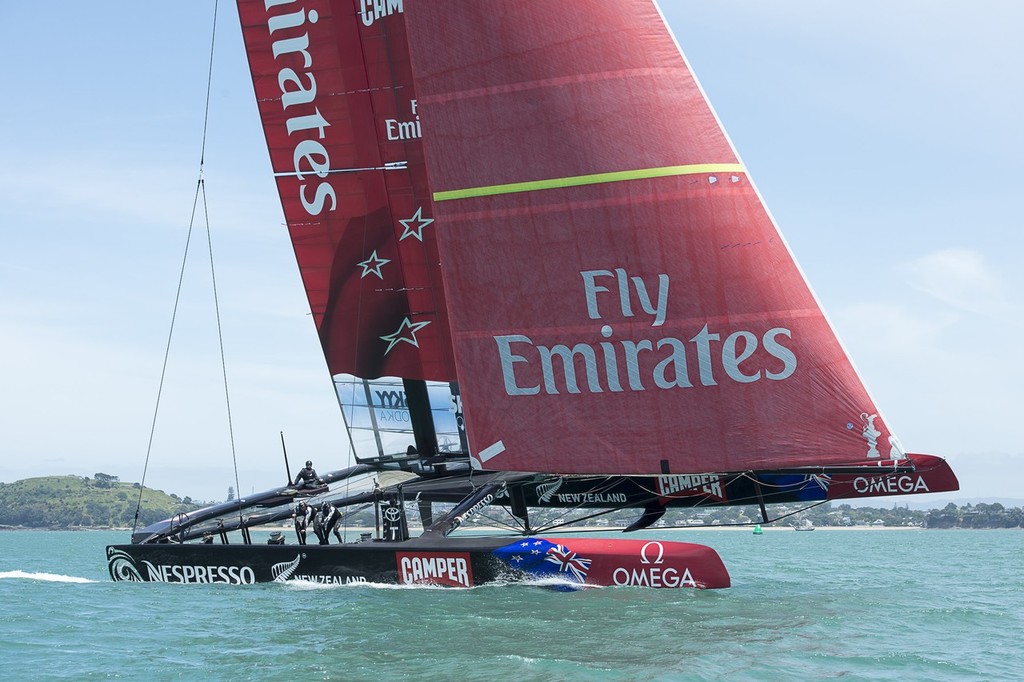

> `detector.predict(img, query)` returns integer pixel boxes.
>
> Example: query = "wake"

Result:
[280,575,596,591]
[0,570,96,584]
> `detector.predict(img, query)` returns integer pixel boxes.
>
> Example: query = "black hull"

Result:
[108,537,515,587]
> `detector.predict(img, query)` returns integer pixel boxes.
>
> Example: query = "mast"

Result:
[402,379,437,459]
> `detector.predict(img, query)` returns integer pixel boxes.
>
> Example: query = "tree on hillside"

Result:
[94,473,120,488]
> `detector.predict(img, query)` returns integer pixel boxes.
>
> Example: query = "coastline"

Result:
[4,523,1015,533]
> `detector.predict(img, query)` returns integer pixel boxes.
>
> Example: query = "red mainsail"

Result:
[403,1,903,474]
[236,0,454,380]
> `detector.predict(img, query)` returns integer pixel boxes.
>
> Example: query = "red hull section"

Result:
[827,453,960,501]
[542,537,730,589]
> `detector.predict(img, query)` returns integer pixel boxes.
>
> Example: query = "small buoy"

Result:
[752,524,763,535]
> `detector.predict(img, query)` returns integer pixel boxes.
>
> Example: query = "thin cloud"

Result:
[902,249,1012,317]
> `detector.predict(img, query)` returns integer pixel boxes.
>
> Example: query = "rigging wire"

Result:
[196,0,245,531]
[197,0,219,170]
[199,178,245,531]
[132,0,226,534]
[132,177,203,535]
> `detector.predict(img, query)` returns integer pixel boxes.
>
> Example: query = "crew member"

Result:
[319,501,343,545]
[293,460,322,490]
[312,505,325,544]
[293,501,314,545]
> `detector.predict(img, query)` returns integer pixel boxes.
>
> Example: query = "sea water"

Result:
[1,529,1021,681]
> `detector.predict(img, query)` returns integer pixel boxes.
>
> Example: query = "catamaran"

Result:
[106,0,957,589]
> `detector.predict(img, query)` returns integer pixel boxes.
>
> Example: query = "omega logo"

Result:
[639,541,665,565]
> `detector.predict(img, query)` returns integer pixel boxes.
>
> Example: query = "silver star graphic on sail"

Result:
[380,317,432,355]
[398,206,434,242]
[357,250,391,279]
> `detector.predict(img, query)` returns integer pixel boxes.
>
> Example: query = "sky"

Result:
[1,1,1021,505]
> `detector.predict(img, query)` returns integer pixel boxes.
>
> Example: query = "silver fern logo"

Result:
[272,554,304,582]
[536,477,564,503]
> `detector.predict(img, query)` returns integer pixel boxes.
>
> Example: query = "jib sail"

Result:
[236,0,454,382]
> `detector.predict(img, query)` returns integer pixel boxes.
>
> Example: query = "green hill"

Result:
[0,475,206,529]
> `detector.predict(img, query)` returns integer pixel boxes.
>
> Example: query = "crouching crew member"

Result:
[318,501,343,545]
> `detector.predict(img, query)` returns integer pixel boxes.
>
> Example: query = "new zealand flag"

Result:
[492,538,593,584]
[758,473,832,501]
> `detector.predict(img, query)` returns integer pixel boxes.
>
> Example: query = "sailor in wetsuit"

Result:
[319,501,343,545]
[293,501,314,545]
[293,460,322,490]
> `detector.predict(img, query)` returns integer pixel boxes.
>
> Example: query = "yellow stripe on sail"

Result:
[432,163,745,201]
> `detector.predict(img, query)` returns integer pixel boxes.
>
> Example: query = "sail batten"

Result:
[271,162,409,177]
[433,164,747,201]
